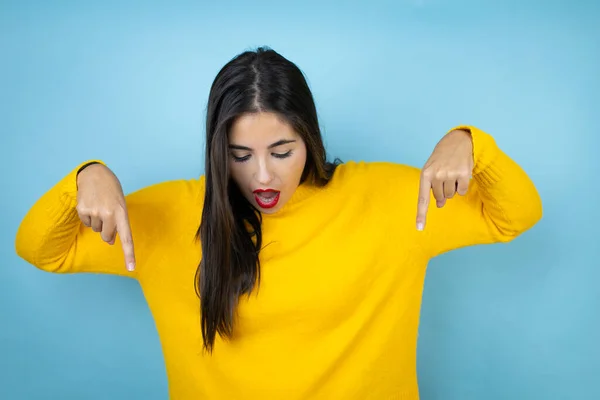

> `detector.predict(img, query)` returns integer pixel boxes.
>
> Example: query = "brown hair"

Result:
[196,47,340,352]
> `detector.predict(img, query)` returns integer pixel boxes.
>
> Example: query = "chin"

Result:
[259,207,279,214]
[255,198,285,214]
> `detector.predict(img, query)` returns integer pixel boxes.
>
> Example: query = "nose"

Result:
[255,157,274,186]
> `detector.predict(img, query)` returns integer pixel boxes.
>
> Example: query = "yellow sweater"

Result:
[15,126,542,399]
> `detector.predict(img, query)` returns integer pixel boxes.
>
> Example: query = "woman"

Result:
[15,47,542,399]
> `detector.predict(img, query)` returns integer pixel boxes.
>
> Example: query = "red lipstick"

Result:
[253,189,281,209]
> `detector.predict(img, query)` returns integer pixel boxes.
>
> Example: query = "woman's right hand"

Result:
[76,163,136,271]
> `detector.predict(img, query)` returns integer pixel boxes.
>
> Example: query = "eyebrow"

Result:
[228,139,296,151]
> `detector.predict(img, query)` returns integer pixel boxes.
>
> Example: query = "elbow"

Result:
[14,222,63,273]
[15,240,65,273]
[14,229,45,271]
[520,185,543,232]
[528,190,544,228]
[14,222,34,265]
[493,189,543,243]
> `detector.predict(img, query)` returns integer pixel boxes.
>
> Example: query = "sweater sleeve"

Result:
[14,161,203,278]
[419,125,543,257]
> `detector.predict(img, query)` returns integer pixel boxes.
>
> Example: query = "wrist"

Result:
[76,162,103,188]
[448,128,471,140]
[447,128,474,165]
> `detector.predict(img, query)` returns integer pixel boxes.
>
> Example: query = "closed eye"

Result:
[232,154,251,163]
[273,150,292,159]
[230,150,292,163]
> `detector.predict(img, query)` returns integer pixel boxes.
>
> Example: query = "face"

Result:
[228,111,308,214]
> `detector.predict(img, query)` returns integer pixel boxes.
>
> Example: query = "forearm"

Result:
[468,125,542,239]
[423,126,542,256]
[15,161,104,272]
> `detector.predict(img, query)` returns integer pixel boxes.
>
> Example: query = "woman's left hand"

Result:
[416,129,474,231]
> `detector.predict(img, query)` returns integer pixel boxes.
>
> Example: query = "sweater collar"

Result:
[261,180,322,218]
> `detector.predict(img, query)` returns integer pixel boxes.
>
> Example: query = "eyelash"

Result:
[232,150,293,163]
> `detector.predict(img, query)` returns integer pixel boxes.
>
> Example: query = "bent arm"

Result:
[421,125,543,257]
[15,161,203,277]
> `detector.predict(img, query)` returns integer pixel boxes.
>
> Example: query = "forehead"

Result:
[229,112,299,145]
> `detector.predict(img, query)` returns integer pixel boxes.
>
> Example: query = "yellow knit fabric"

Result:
[15,126,542,399]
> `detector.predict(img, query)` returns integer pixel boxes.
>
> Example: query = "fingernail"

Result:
[417,222,424,231]
[127,262,135,272]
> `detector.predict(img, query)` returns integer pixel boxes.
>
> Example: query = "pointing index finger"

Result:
[416,171,432,231]
[116,210,136,271]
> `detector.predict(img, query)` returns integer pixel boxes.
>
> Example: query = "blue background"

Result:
[1,1,598,399]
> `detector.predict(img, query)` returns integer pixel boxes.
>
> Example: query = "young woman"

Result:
[15,47,542,399]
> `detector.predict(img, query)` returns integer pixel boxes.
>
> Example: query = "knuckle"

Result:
[458,167,470,178]
[101,209,114,219]
[76,204,88,215]
[115,203,128,216]
[447,170,459,180]
[434,170,446,181]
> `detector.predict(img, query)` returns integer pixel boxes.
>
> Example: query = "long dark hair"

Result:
[195,47,340,352]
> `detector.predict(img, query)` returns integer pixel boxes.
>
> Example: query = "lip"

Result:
[253,189,281,209]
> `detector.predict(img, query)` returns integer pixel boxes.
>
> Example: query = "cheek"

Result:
[292,147,308,178]
[229,162,249,187]
[277,150,307,190]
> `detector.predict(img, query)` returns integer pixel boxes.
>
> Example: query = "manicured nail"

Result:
[417,222,424,231]
[127,262,135,272]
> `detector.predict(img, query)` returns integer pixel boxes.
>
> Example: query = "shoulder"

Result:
[327,161,422,215]
[126,175,205,206]
[322,161,423,232]
[124,176,206,235]
[331,160,421,189]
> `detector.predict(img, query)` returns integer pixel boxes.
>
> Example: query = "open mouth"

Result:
[253,189,281,209]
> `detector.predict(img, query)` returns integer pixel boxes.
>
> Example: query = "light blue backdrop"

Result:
[1,1,598,399]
